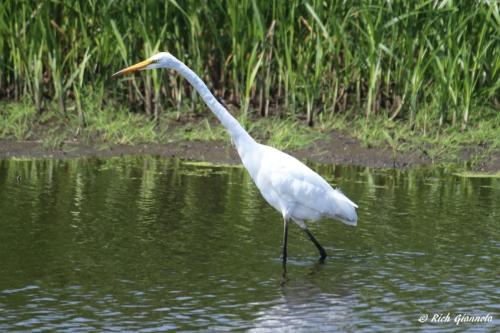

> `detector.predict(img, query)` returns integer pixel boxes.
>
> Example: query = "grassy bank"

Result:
[0,1,498,132]
[2,99,498,169]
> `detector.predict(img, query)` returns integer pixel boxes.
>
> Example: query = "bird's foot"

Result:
[318,250,327,263]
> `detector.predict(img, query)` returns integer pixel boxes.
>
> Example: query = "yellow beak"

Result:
[112,59,154,77]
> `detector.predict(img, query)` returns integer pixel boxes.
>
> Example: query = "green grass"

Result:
[83,105,163,145]
[0,1,498,135]
[323,109,500,165]
[160,110,325,150]
[1,99,497,170]
[0,100,36,140]
[0,99,164,148]
[0,0,498,166]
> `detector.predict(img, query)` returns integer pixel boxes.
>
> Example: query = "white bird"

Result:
[113,52,358,263]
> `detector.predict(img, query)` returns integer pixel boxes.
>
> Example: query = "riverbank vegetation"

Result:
[0,1,498,164]
[1,99,499,169]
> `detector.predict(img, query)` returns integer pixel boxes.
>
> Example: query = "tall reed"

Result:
[0,0,497,133]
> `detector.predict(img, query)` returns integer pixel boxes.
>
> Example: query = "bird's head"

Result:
[112,52,176,76]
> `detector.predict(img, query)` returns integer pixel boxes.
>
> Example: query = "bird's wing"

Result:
[263,148,358,223]
[267,152,338,212]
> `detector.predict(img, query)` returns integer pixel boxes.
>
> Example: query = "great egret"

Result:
[113,52,358,263]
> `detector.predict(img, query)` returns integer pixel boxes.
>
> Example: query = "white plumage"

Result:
[243,144,357,225]
[114,52,358,263]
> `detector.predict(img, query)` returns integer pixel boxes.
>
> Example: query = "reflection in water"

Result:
[0,157,498,331]
[265,263,358,332]
[252,283,355,331]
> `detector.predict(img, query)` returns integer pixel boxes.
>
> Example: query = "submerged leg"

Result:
[282,218,289,264]
[303,228,327,262]
[280,260,288,286]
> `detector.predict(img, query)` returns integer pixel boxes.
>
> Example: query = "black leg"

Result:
[280,261,288,286]
[303,228,327,262]
[282,218,289,264]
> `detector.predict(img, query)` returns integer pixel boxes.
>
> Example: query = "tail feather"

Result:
[331,190,358,226]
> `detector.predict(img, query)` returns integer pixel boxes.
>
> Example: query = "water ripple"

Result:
[0,158,498,331]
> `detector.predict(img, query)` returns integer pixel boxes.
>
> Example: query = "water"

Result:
[0,157,498,332]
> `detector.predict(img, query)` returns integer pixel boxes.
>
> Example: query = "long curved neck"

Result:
[169,57,256,149]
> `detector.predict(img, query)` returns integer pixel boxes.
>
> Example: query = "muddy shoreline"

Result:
[1,131,499,172]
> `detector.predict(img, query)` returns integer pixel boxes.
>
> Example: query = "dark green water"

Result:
[0,157,498,332]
